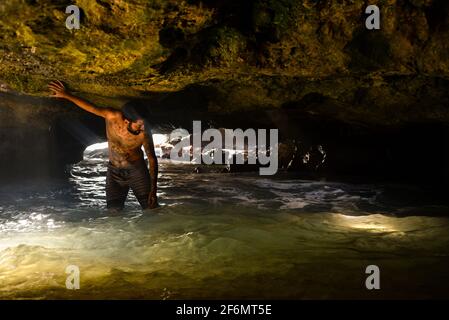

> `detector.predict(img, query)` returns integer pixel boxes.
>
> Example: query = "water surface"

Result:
[1,153,449,299]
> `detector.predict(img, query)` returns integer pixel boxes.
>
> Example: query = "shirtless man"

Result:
[48,80,158,210]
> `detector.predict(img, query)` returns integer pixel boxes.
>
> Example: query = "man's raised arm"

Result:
[48,80,117,118]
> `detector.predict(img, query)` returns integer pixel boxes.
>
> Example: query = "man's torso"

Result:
[105,116,145,168]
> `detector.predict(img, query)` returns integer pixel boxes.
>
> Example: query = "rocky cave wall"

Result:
[0,0,448,185]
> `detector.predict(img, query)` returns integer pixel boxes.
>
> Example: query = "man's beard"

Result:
[127,123,142,135]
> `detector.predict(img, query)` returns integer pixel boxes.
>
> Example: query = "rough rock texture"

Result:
[0,0,449,184]
[0,0,448,123]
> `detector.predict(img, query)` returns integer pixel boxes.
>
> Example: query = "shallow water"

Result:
[1,152,449,299]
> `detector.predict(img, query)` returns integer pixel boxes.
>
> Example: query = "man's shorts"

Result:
[106,159,150,210]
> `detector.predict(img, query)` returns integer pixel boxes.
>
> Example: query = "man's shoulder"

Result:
[105,108,123,120]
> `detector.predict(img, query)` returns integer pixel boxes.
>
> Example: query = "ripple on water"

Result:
[1,160,449,298]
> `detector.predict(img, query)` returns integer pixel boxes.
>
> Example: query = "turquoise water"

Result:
[1,154,449,299]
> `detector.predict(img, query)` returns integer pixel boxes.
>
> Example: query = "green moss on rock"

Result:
[0,0,448,125]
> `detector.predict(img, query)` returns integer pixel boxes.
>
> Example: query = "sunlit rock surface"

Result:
[0,0,448,123]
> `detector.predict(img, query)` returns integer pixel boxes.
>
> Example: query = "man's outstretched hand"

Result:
[48,80,69,99]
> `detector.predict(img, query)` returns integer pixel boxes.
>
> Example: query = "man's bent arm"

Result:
[143,131,158,199]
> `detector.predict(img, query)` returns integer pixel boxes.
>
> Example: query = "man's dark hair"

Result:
[122,101,146,122]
